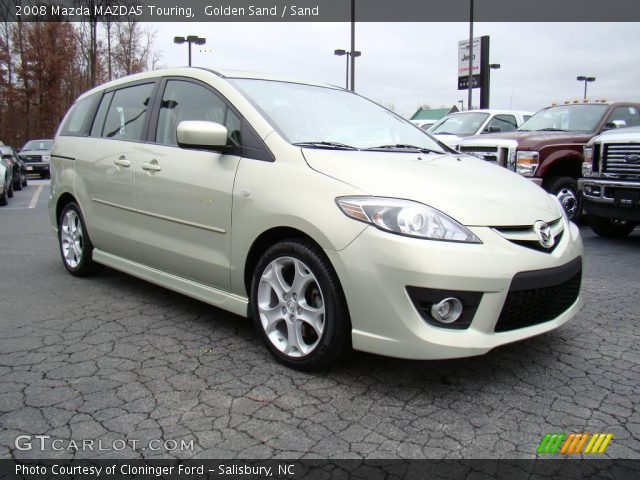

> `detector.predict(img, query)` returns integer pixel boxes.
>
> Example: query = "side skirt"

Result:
[93,249,249,317]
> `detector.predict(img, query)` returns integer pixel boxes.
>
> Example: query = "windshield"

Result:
[230,79,445,152]
[22,140,53,151]
[518,104,608,132]
[430,112,490,136]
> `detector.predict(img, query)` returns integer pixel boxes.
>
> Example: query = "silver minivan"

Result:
[50,68,583,370]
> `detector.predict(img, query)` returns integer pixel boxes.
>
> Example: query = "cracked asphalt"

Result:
[0,180,639,460]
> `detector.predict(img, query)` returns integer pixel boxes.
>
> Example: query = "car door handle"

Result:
[114,156,131,167]
[141,160,162,172]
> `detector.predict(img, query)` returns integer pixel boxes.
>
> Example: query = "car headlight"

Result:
[516,151,539,176]
[42,155,51,163]
[336,196,482,243]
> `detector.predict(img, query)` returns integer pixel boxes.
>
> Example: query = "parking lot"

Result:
[0,179,638,460]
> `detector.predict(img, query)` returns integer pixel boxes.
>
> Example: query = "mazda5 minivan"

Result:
[50,68,584,370]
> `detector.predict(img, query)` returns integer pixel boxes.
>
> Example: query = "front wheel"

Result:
[589,215,636,238]
[58,202,102,276]
[546,176,582,222]
[250,239,351,371]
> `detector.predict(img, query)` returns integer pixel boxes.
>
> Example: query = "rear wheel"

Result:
[589,215,636,238]
[0,190,7,206]
[250,239,351,371]
[546,176,581,222]
[22,174,28,187]
[58,202,102,276]
[14,174,22,191]
[7,179,13,198]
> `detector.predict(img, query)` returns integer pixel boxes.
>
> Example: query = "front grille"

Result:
[603,143,640,176]
[22,155,41,163]
[495,257,582,333]
[493,218,564,253]
[459,146,499,162]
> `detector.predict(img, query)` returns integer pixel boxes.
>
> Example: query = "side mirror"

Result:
[176,121,228,149]
[604,120,627,130]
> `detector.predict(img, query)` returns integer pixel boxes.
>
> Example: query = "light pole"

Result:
[334,49,361,90]
[174,35,206,67]
[577,76,596,100]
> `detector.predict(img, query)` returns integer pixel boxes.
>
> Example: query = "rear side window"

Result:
[102,83,154,141]
[60,94,100,137]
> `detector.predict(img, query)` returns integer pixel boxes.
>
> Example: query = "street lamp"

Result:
[577,76,596,100]
[174,35,206,67]
[334,49,361,90]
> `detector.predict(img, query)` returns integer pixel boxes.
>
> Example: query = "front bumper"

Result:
[325,219,583,360]
[579,178,640,222]
[24,162,49,174]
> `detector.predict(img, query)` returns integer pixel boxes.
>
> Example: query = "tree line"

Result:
[0,12,160,148]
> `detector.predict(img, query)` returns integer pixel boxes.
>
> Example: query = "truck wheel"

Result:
[589,216,636,238]
[546,176,581,222]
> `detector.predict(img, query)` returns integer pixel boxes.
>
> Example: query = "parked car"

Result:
[579,126,640,237]
[19,139,53,178]
[1,145,27,190]
[410,119,437,130]
[49,68,583,370]
[0,152,12,206]
[457,102,640,221]
[428,109,533,147]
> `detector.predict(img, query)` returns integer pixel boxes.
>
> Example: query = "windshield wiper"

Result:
[365,144,442,154]
[536,128,569,132]
[292,141,359,151]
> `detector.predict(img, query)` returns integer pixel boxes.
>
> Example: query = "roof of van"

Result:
[78,67,342,100]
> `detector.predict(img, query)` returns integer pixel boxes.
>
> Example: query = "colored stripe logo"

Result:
[537,433,612,454]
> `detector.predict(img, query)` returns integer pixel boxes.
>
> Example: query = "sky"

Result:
[149,22,640,118]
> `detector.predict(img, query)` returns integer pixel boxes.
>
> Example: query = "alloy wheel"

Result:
[60,210,84,269]
[257,256,325,358]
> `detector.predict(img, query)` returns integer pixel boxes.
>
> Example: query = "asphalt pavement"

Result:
[0,180,638,459]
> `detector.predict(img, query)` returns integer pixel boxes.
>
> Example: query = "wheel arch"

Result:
[56,192,78,226]
[243,226,326,297]
[539,151,583,183]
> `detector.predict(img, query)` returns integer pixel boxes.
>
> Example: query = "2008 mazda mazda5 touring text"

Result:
[48,68,584,370]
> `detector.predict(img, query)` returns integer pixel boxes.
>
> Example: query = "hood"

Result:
[302,149,560,227]
[19,149,50,157]
[467,131,593,150]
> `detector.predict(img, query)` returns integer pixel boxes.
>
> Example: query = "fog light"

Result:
[430,297,463,324]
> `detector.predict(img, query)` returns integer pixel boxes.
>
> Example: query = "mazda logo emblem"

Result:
[624,154,640,164]
[533,221,555,249]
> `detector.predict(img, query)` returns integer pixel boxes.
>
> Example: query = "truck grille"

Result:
[602,143,640,176]
[459,146,510,167]
[495,257,582,333]
[22,155,41,163]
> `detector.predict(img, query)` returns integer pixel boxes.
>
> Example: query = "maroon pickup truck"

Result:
[456,102,640,221]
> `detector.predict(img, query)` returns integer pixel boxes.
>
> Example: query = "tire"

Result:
[589,215,636,238]
[250,239,351,371]
[7,179,13,198]
[546,176,582,222]
[14,175,22,191]
[58,202,102,276]
[0,190,7,206]
[22,175,28,187]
